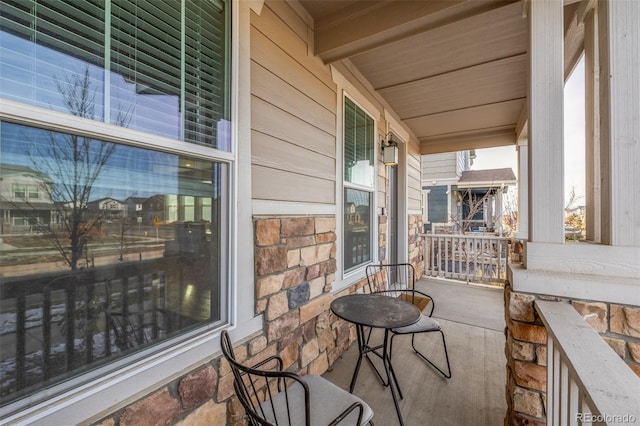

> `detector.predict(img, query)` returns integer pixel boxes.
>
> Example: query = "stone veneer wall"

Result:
[408,214,424,273]
[93,215,370,426]
[378,213,423,274]
[504,283,640,425]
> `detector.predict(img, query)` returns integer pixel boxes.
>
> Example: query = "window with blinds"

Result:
[0,0,232,410]
[0,0,230,149]
[343,97,375,271]
[343,97,375,187]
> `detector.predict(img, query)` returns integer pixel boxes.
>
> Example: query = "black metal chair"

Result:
[365,263,452,379]
[220,330,375,425]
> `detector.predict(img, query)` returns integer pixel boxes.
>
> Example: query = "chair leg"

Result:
[411,331,452,379]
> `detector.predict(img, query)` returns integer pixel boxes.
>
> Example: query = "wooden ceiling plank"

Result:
[313,0,517,63]
[379,54,527,118]
[350,1,527,89]
[420,127,516,155]
[406,99,525,138]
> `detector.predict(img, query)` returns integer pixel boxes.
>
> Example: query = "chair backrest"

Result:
[366,263,428,307]
[220,330,311,426]
[365,263,415,294]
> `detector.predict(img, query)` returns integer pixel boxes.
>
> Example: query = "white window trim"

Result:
[0,2,261,424]
[331,72,381,291]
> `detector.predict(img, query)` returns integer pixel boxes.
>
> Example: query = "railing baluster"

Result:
[560,361,569,424]
[136,273,145,344]
[552,345,561,425]
[16,293,26,391]
[86,279,95,364]
[568,376,579,426]
[546,336,554,426]
[43,286,52,379]
[66,285,76,372]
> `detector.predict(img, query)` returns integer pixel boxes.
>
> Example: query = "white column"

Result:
[527,0,565,243]
[584,7,601,243]
[515,141,529,240]
[598,0,640,246]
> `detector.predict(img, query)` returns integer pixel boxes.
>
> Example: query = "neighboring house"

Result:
[0,164,54,231]
[0,1,638,426]
[454,168,517,234]
[421,151,472,232]
[421,152,516,235]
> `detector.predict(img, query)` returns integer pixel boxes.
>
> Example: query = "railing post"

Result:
[537,300,640,426]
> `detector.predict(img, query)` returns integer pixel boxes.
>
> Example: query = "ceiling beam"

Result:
[564,2,586,78]
[420,127,516,155]
[314,0,518,63]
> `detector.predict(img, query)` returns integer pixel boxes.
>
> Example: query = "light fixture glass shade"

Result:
[383,144,398,166]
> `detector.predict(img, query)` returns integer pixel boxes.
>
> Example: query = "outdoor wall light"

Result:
[381,139,398,166]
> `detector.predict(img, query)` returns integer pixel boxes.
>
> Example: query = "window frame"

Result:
[0,0,258,422]
[341,93,377,276]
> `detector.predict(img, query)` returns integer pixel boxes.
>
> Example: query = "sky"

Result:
[471,57,586,205]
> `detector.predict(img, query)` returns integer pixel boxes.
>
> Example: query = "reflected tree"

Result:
[28,65,129,269]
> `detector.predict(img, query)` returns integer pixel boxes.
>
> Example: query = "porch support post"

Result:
[514,140,529,240]
[584,6,600,243]
[598,0,640,246]
[527,0,565,243]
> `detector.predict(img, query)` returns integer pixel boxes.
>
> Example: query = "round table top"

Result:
[330,293,420,329]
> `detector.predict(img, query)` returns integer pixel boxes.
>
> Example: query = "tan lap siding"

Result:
[250,4,337,204]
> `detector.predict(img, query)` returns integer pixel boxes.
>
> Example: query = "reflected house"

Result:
[0,164,54,232]
[125,195,165,225]
[87,197,126,223]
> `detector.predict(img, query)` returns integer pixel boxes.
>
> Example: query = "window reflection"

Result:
[0,122,227,402]
[0,0,230,150]
[344,188,371,271]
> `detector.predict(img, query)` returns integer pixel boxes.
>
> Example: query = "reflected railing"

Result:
[421,234,510,284]
[0,256,207,405]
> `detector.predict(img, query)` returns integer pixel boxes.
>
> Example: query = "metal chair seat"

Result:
[259,374,374,426]
[392,314,441,334]
[221,330,375,426]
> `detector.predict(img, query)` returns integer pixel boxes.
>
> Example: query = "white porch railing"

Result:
[535,300,640,426]
[421,234,510,284]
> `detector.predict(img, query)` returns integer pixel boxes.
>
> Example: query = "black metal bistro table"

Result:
[331,293,421,426]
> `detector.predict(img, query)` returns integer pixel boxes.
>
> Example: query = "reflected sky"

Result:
[1,122,219,202]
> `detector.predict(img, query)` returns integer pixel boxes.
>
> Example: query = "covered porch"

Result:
[324,278,506,425]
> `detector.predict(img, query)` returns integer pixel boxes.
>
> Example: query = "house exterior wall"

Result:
[421,152,458,183]
[424,186,449,231]
[250,4,338,205]
[89,1,424,424]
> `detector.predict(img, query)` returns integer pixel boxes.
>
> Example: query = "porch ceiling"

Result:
[297,0,584,155]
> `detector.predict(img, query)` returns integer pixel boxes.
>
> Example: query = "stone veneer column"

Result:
[254,216,338,377]
[408,214,424,273]
[505,284,640,425]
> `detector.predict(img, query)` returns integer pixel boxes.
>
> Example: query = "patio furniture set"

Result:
[221,263,451,425]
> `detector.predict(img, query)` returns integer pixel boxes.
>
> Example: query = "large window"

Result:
[0,0,231,408]
[343,97,375,271]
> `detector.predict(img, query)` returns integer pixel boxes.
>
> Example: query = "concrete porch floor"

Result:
[323,278,506,426]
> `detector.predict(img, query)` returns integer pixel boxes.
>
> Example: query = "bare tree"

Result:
[27,65,125,269]
[448,189,493,234]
